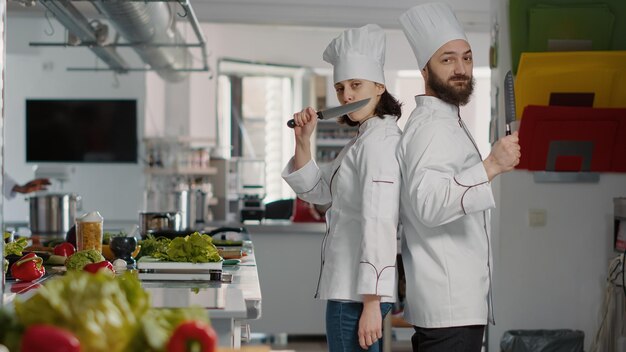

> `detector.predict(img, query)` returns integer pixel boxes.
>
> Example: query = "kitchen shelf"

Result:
[144,136,217,147]
[144,167,218,176]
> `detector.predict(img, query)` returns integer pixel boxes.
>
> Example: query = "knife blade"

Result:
[503,70,516,136]
[286,98,371,128]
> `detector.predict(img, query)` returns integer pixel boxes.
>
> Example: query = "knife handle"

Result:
[505,124,511,136]
[286,111,322,129]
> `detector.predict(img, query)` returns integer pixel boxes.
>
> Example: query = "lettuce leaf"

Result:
[3,233,28,257]
[14,271,150,352]
[65,249,105,271]
[166,232,221,263]
[127,307,208,351]
[137,235,171,260]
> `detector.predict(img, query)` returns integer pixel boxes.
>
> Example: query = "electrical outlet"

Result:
[528,209,547,227]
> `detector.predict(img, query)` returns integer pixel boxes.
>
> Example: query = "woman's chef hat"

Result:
[323,24,386,85]
[399,2,467,70]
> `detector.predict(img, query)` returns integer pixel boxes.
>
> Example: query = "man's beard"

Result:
[427,66,475,106]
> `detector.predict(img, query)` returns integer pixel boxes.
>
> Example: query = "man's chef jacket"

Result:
[282,116,401,302]
[397,95,496,327]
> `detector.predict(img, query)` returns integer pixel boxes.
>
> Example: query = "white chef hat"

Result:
[399,2,467,70]
[323,24,386,85]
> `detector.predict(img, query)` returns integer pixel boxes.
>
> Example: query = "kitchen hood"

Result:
[32,0,209,82]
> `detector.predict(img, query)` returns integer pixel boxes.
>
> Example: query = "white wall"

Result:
[4,16,146,224]
[489,1,626,349]
[183,22,489,151]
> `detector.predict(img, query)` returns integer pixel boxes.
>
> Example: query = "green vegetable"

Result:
[137,235,171,260]
[0,308,24,351]
[3,233,28,257]
[166,233,221,263]
[65,250,105,271]
[127,308,208,351]
[14,271,150,352]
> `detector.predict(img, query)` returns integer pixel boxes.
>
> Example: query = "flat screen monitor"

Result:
[26,99,138,163]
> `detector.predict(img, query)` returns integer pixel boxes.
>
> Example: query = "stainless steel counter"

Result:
[207,219,326,235]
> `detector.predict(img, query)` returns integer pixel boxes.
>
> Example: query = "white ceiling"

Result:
[8,0,492,32]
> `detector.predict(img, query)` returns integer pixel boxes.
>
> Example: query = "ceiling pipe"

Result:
[38,0,129,73]
[91,1,192,82]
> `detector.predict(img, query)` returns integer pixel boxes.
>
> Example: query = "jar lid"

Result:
[77,211,103,222]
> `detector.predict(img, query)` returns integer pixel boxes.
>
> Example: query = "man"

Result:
[397,3,521,352]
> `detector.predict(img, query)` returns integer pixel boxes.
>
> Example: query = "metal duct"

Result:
[38,0,129,73]
[92,1,192,82]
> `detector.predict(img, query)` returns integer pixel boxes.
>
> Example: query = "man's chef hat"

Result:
[399,2,467,70]
[323,24,386,85]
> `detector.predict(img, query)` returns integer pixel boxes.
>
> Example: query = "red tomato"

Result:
[167,320,217,352]
[21,324,80,352]
[53,242,76,257]
[83,260,114,274]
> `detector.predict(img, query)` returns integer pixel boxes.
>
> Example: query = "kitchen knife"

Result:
[286,98,371,128]
[503,70,516,136]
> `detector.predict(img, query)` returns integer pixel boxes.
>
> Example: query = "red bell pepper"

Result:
[53,242,76,257]
[83,260,114,274]
[167,320,217,352]
[21,324,80,352]
[10,253,45,282]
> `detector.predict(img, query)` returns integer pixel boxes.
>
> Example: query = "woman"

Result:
[282,24,402,352]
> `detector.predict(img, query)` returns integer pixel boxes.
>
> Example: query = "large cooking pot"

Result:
[28,193,81,238]
[171,189,211,230]
[139,211,182,236]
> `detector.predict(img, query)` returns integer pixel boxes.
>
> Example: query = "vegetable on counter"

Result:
[21,325,80,352]
[10,253,45,282]
[13,271,150,352]
[128,307,209,351]
[83,260,114,274]
[136,234,171,260]
[137,232,221,263]
[3,233,28,257]
[166,320,217,352]
[64,249,105,271]
[1,271,212,352]
[53,242,76,257]
[166,232,221,263]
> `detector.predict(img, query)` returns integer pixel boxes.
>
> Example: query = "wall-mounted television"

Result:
[26,99,138,163]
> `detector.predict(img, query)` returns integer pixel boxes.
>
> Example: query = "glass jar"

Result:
[76,211,104,252]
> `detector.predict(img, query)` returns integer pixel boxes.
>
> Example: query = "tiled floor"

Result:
[246,332,414,352]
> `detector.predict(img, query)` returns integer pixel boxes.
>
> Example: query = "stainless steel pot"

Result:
[28,193,81,238]
[171,189,210,230]
[139,211,182,236]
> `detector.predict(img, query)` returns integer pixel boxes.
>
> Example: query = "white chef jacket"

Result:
[3,173,19,200]
[282,116,401,302]
[397,96,496,328]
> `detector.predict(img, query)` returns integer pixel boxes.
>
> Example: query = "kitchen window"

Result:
[217,59,312,203]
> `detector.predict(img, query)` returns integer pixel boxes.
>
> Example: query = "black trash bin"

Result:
[500,329,584,352]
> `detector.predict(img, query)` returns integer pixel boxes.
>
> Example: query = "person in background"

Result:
[282,24,402,351]
[396,3,521,352]
[3,174,50,199]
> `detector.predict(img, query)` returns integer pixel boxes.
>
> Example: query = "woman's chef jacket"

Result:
[397,96,496,327]
[282,116,401,302]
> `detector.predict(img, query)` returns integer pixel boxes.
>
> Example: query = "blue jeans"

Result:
[326,300,393,352]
